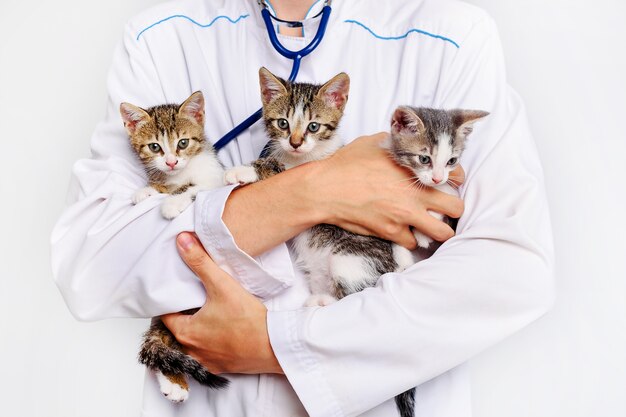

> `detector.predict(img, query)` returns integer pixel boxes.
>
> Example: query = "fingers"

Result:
[340,220,417,250]
[176,232,230,294]
[409,212,455,242]
[161,312,191,341]
[394,228,418,250]
[423,190,465,218]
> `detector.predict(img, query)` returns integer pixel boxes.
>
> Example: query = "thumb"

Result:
[176,232,229,294]
[160,312,191,340]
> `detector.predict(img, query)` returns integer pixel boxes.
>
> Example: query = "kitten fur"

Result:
[224,68,414,416]
[120,91,224,219]
[138,310,229,403]
[120,92,228,402]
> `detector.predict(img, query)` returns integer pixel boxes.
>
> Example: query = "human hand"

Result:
[161,233,283,375]
[306,132,465,249]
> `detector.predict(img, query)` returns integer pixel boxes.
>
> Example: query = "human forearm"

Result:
[223,133,463,258]
[222,160,324,257]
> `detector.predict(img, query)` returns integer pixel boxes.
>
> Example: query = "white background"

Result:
[0,1,624,416]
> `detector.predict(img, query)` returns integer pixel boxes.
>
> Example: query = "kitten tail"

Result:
[395,388,416,417]
[138,318,229,390]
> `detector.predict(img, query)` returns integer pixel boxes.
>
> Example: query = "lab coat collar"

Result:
[246,0,338,41]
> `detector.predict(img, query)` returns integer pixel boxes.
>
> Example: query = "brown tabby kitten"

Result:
[120,91,224,219]
[224,68,418,416]
[224,67,349,185]
[120,92,228,403]
[224,67,413,307]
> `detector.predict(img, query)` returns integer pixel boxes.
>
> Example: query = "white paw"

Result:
[156,372,189,403]
[163,382,189,403]
[224,166,259,185]
[132,186,157,204]
[392,244,415,272]
[161,194,192,219]
[304,294,338,307]
[414,231,433,249]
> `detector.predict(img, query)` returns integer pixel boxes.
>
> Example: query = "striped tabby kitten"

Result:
[224,68,417,416]
[225,67,415,308]
[120,91,224,219]
[120,92,228,403]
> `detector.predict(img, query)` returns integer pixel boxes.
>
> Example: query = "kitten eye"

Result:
[277,119,289,130]
[418,155,431,164]
[177,139,189,150]
[148,143,161,153]
[307,122,320,132]
[447,157,458,166]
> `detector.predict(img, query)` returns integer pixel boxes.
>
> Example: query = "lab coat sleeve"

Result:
[50,22,290,321]
[266,16,555,417]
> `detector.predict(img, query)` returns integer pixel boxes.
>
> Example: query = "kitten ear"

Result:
[120,103,150,135]
[259,67,288,105]
[317,72,350,111]
[178,91,205,125]
[450,109,489,139]
[391,106,425,135]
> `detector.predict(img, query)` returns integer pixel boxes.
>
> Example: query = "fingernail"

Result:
[177,232,196,251]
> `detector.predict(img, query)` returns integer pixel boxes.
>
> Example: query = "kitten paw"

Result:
[161,194,192,219]
[156,372,189,403]
[392,244,415,272]
[163,382,189,403]
[132,186,157,204]
[224,166,259,185]
[414,231,433,249]
[304,294,338,307]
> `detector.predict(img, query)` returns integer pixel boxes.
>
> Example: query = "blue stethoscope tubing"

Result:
[212,0,332,152]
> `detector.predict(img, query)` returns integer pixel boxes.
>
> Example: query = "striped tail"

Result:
[138,318,229,390]
[395,387,416,417]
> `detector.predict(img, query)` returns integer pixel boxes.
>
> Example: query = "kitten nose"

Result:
[289,135,304,149]
[432,177,442,184]
[166,159,178,169]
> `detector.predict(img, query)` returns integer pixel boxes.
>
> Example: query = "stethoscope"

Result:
[212,0,333,153]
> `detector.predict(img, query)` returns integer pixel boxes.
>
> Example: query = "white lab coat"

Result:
[50,0,555,416]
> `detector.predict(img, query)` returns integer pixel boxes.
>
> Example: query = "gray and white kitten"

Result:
[389,106,488,417]
[389,106,489,248]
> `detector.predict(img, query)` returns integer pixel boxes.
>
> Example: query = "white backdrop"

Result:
[0,1,624,416]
